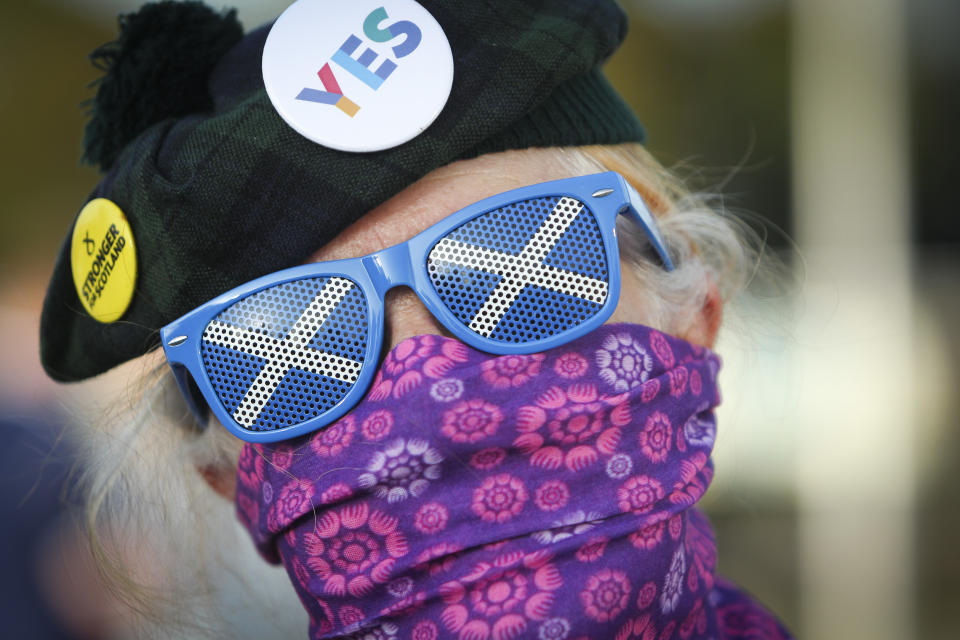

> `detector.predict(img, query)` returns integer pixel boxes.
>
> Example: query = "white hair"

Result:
[561,144,769,334]
[74,143,778,638]
[77,363,301,638]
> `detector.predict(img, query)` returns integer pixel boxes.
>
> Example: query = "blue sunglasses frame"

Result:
[161,171,674,442]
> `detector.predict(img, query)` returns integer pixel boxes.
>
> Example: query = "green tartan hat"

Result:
[41,0,645,382]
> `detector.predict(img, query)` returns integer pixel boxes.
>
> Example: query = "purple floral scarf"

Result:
[235,324,793,640]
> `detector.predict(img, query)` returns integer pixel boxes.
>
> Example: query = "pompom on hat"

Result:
[41,0,646,381]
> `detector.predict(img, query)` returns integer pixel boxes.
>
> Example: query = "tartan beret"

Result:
[41,0,645,382]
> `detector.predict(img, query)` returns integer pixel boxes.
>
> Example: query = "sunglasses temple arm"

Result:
[618,177,675,272]
[169,363,211,429]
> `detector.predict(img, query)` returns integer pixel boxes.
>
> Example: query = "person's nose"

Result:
[382,287,447,350]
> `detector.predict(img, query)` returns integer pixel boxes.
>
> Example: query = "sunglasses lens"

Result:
[199,276,368,433]
[426,195,610,344]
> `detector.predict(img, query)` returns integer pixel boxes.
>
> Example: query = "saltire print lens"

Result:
[426,195,608,343]
[200,276,368,431]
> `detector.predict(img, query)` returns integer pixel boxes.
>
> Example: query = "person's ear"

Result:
[684,276,723,348]
[197,463,237,501]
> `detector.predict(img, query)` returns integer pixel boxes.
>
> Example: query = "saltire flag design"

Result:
[200,276,367,431]
[427,195,610,343]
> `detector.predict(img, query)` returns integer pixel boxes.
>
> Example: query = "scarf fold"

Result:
[235,323,792,640]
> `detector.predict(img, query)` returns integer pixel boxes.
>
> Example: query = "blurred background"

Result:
[1,0,957,638]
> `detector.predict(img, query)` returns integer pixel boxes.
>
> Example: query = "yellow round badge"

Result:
[70,198,137,323]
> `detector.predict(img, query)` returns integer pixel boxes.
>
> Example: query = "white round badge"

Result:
[263,0,454,152]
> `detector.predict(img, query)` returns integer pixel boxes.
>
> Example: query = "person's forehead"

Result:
[308,148,595,262]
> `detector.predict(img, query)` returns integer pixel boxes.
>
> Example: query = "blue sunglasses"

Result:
[161,172,674,442]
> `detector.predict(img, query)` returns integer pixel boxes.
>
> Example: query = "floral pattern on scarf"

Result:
[236,324,792,640]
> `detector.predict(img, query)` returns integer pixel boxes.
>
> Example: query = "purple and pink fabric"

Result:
[235,323,793,640]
